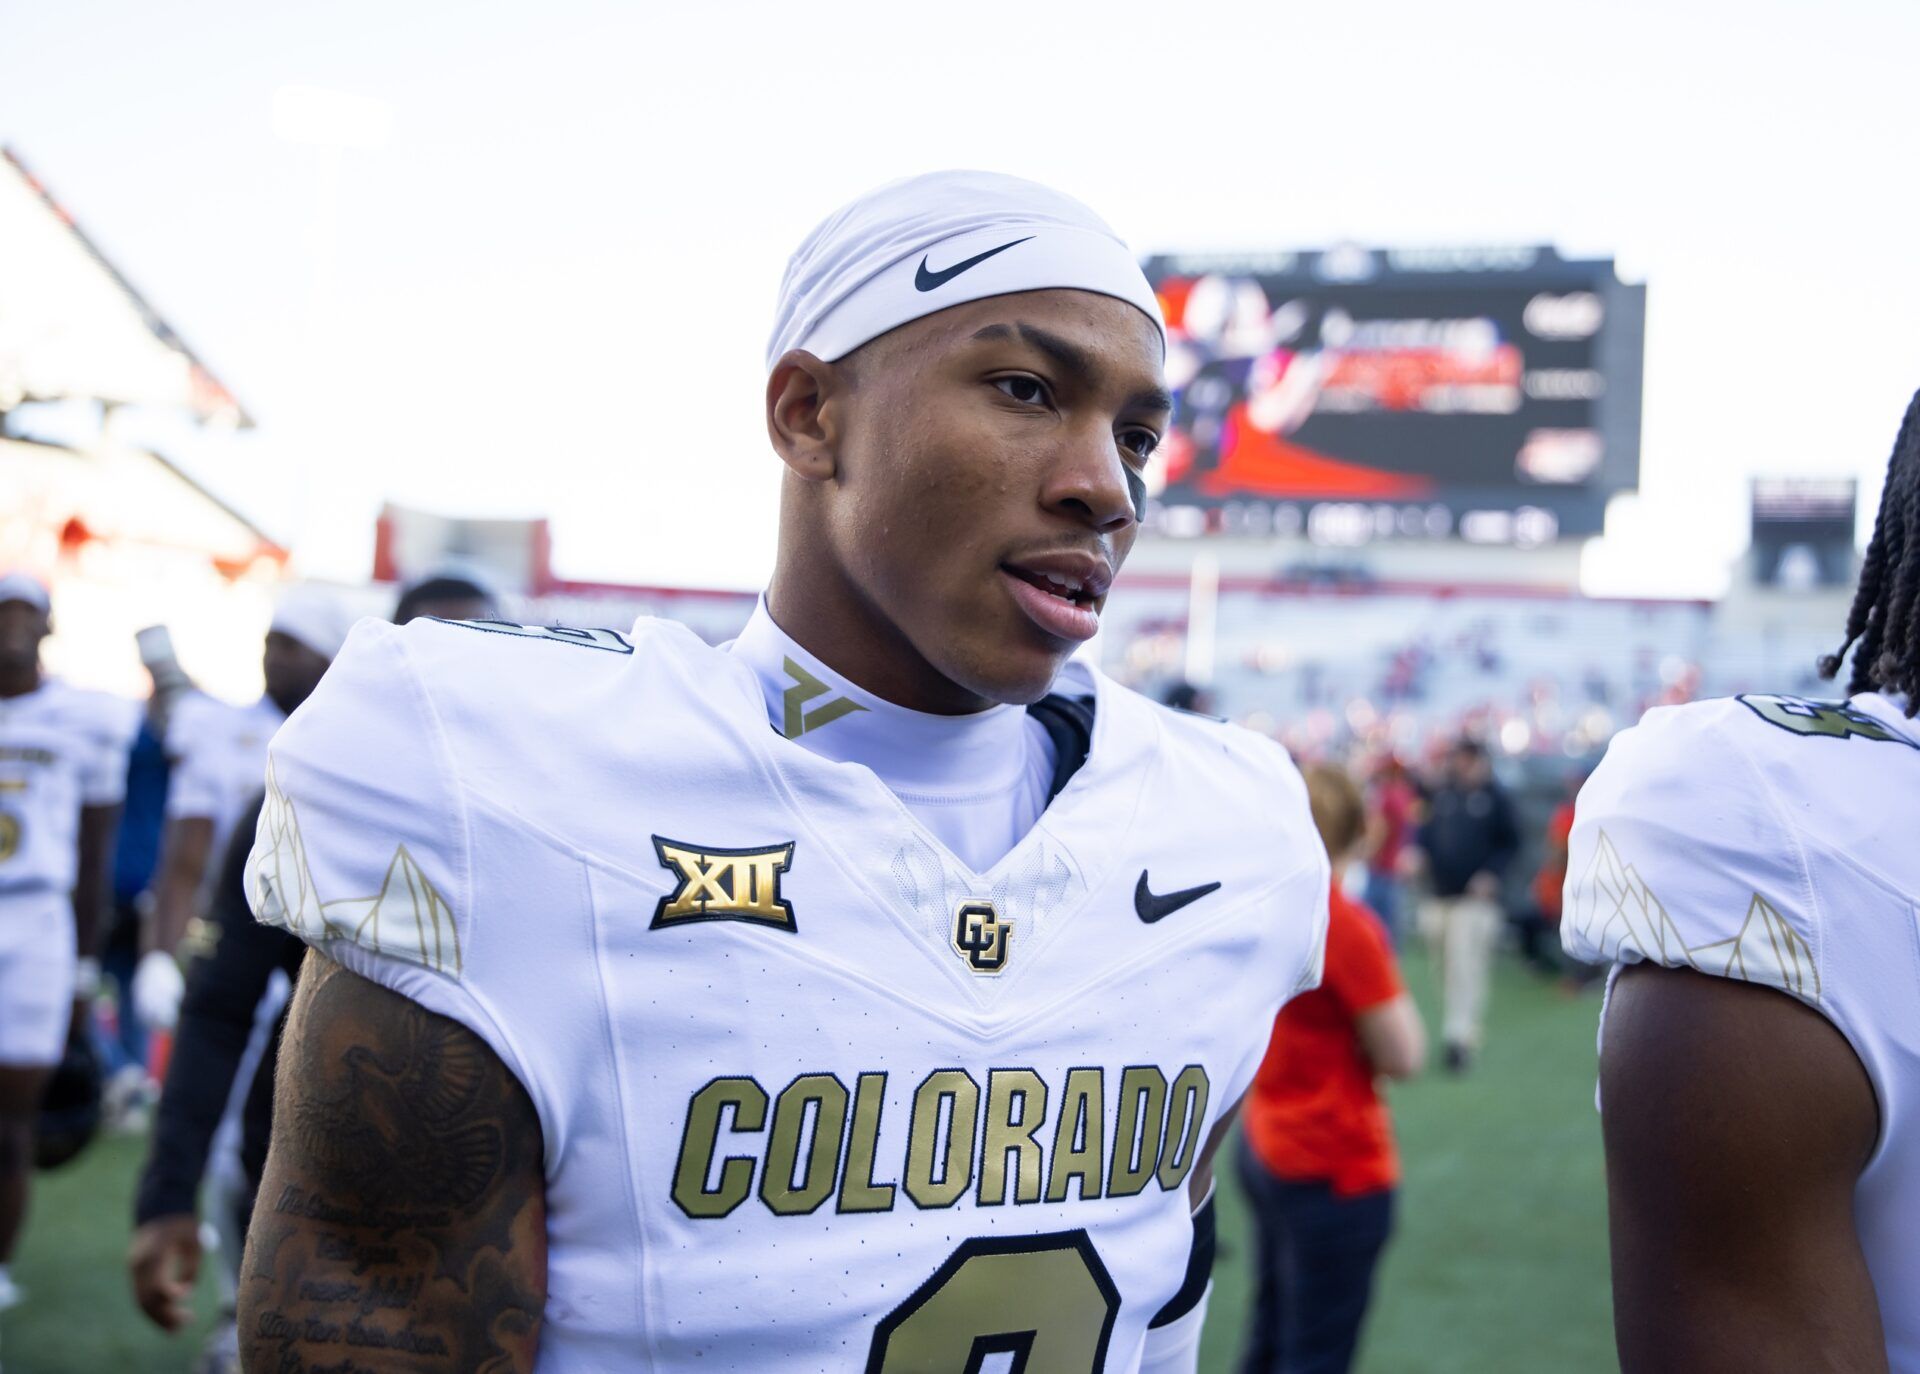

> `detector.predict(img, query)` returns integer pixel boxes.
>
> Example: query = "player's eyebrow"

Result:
[970,322,1173,415]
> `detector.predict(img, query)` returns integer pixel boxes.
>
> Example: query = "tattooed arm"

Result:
[241,951,546,1373]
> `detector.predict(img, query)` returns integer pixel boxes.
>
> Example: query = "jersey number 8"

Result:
[865,1229,1120,1373]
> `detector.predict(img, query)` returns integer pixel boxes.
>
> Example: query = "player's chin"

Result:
[973,649,1068,706]
[959,601,1086,705]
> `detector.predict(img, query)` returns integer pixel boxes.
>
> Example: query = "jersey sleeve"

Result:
[1561,701,1822,1010]
[162,695,225,821]
[244,620,543,1110]
[76,692,139,807]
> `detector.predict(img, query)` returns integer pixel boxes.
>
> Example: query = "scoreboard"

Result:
[1141,246,1645,544]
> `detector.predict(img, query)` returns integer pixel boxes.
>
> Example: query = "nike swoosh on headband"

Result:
[914,236,1036,292]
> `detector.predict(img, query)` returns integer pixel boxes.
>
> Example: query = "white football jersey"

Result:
[249,616,1329,1373]
[0,679,138,898]
[1565,691,1920,1371]
[165,691,284,876]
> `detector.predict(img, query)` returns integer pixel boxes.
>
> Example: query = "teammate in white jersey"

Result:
[242,171,1330,1373]
[1565,390,1920,1372]
[132,588,350,1034]
[0,572,136,1310]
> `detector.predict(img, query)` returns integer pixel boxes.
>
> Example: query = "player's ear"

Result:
[766,350,843,483]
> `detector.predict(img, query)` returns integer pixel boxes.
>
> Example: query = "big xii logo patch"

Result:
[651,837,797,932]
[952,899,1012,974]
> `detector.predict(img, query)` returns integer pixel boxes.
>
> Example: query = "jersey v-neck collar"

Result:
[727,598,1036,797]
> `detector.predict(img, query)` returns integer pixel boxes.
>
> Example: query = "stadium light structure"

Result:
[1185,551,1219,687]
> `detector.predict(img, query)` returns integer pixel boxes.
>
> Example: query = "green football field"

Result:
[0,948,1615,1372]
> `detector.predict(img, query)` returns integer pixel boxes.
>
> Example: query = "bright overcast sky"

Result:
[4,0,1917,597]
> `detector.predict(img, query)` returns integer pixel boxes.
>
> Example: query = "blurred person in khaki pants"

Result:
[1406,738,1516,1073]
[1236,763,1425,1374]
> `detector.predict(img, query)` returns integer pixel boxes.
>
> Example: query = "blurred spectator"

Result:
[134,588,352,1038]
[1236,763,1424,1374]
[129,794,298,1363]
[127,587,350,1374]
[1361,754,1416,945]
[1409,738,1517,1073]
[1514,776,1579,978]
[99,629,196,1102]
[1162,680,1219,716]
[392,568,498,625]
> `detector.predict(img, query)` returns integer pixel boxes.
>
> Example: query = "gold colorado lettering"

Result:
[670,1064,1211,1219]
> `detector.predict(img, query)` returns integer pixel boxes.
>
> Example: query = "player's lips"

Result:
[999,550,1112,644]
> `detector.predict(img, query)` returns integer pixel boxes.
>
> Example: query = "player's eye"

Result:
[992,375,1052,407]
[1119,428,1160,461]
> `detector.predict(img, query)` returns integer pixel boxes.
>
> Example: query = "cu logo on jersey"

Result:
[952,899,1011,974]
[651,837,797,933]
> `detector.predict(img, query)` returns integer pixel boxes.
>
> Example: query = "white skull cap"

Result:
[269,585,359,661]
[0,572,50,613]
[766,169,1163,373]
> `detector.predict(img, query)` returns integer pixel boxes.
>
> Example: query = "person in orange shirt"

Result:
[1236,763,1426,1374]
[1516,782,1578,977]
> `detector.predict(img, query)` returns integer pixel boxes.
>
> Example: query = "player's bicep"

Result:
[1601,963,1884,1374]
[241,950,546,1373]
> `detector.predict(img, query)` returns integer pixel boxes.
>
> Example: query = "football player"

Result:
[391,569,499,627]
[0,572,136,1312]
[133,586,351,1034]
[1565,390,1920,1371]
[242,171,1330,1373]
[130,585,347,1370]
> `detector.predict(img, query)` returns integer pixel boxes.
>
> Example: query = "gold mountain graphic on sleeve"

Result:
[249,758,463,976]
[1569,829,1693,965]
[1570,828,1820,1005]
[1687,894,1819,1001]
[249,762,325,939]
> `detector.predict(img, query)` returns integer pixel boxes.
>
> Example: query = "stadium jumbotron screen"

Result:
[1142,245,1645,545]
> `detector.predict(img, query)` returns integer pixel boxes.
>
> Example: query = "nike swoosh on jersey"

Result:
[1134,872,1222,923]
[914,236,1035,292]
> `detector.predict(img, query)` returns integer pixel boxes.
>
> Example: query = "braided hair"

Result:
[1818,389,1920,712]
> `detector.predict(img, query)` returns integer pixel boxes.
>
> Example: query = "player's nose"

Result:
[1040,425,1138,535]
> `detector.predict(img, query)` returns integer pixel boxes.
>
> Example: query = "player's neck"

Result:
[730,597,1030,790]
[763,559,991,715]
[0,663,42,699]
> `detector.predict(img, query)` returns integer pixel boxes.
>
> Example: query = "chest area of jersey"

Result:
[588,848,1268,1233]
[0,721,88,847]
[0,718,86,789]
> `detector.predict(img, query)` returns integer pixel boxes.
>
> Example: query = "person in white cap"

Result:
[135,585,353,1035]
[241,172,1328,1374]
[0,572,138,1313]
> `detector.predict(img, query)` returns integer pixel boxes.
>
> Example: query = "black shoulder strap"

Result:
[1025,693,1096,803]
